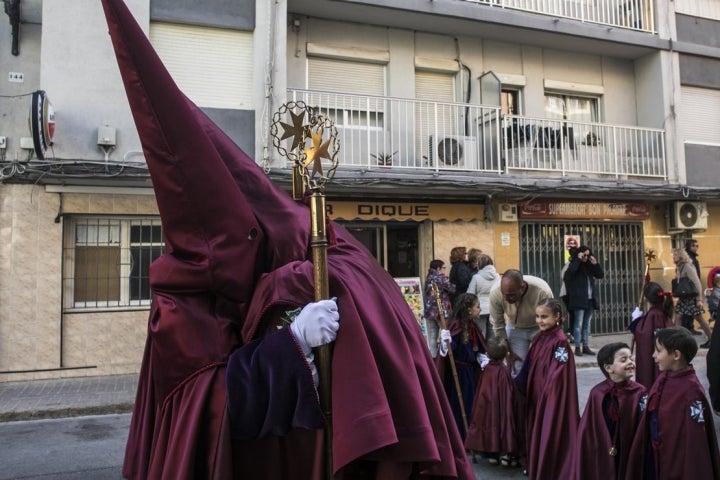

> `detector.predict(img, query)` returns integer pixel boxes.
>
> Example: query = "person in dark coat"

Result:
[514,298,579,479]
[682,239,703,334]
[572,342,646,480]
[449,246,473,305]
[102,1,476,478]
[629,282,674,389]
[563,245,604,356]
[625,327,720,479]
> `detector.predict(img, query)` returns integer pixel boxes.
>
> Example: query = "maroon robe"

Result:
[572,378,646,480]
[101,1,474,478]
[515,325,579,479]
[632,306,672,389]
[464,359,523,456]
[625,366,720,479]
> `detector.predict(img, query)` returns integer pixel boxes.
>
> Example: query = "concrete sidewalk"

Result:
[0,333,708,422]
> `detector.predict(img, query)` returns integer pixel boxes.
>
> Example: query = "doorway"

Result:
[341,221,420,277]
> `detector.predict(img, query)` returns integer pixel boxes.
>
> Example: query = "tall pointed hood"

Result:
[101,0,310,307]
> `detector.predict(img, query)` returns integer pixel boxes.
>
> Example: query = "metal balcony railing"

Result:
[502,115,667,179]
[287,89,667,180]
[463,0,655,33]
[288,89,504,173]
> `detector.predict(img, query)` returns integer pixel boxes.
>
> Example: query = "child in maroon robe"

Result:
[573,342,646,479]
[514,298,579,479]
[439,293,486,440]
[465,337,524,468]
[625,327,720,479]
[629,282,673,389]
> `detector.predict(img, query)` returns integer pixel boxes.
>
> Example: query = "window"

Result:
[150,23,254,109]
[502,89,521,115]
[544,93,599,123]
[64,217,164,310]
[308,57,386,128]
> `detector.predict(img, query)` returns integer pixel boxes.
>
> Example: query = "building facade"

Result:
[0,0,718,381]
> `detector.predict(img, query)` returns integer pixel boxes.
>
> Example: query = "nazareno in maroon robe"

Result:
[571,378,646,480]
[514,325,579,480]
[100,1,474,479]
[464,359,524,457]
[624,366,720,479]
[631,306,673,389]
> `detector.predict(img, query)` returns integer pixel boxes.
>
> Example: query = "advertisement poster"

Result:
[394,277,430,351]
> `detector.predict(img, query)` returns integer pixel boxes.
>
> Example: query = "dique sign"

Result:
[29,90,55,160]
[327,201,483,222]
[519,201,650,220]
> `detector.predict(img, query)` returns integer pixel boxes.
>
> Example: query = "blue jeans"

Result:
[573,309,593,347]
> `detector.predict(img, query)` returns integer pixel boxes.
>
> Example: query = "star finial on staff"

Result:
[304,127,332,177]
[280,110,307,151]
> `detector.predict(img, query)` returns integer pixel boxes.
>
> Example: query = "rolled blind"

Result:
[150,22,254,109]
[680,86,720,145]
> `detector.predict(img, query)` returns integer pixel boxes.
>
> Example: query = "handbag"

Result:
[672,277,698,298]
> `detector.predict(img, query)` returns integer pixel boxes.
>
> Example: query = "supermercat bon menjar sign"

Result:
[519,200,650,220]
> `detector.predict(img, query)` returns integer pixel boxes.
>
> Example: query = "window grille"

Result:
[63,217,164,310]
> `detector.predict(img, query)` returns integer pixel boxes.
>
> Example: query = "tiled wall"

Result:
[0,186,158,382]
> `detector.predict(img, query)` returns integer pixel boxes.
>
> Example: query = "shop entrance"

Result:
[519,221,645,334]
[341,221,420,277]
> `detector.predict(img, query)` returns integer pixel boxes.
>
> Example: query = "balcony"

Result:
[463,0,655,33]
[287,89,667,181]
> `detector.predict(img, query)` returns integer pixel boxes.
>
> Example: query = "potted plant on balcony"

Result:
[371,150,398,168]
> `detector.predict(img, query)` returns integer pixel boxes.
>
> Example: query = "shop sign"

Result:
[328,201,482,222]
[519,201,650,220]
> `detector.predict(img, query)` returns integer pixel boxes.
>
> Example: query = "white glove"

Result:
[290,298,340,356]
[631,307,643,321]
[477,353,490,369]
[439,329,451,357]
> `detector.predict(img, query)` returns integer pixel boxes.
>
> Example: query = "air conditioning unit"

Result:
[429,135,478,170]
[498,203,518,222]
[668,201,708,232]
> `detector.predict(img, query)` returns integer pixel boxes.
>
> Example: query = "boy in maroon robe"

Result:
[514,298,579,479]
[573,342,646,479]
[625,327,720,479]
[100,1,475,478]
[465,337,524,467]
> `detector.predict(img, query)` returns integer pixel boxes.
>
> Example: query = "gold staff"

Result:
[431,281,473,453]
[271,102,339,480]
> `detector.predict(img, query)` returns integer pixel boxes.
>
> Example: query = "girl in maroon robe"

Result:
[630,282,673,389]
[465,337,524,467]
[572,342,646,479]
[625,327,720,479]
[439,293,486,440]
[514,298,579,479]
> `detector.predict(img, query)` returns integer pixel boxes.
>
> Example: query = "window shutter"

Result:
[415,71,457,161]
[150,23,254,109]
[680,86,720,145]
[415,71,455,102]
[308,57,385,96]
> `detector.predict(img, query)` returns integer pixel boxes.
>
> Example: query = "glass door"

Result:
[341,221,419,277]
